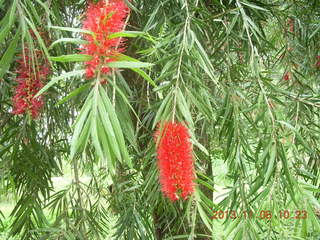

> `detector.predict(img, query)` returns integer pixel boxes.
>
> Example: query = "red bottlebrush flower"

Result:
[288,18,294,33]
[11,48,50,119]
[283,72,290,81]
[81,0,130,79]
[154,122,195,201]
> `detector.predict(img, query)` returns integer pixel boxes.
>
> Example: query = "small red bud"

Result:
[283,72,290,81]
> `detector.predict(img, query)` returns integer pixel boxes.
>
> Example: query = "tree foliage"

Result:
[0,0,320,239]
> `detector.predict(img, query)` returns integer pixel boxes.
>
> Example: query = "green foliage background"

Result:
[0,0,320,239]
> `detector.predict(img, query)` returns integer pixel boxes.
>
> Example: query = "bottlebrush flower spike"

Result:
[11,48,50,119]
[81,0,130,78]
[287,18,294,34]
[154,122,195,201]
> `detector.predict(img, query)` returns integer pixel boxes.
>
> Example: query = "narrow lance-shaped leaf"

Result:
[55,83,91,106]
[90,86,105,161]
[106,61,154,69]
[35,70,86,97]
[99,85,132,168]
[108,31,146,39]
[97,98,122,161]
[49,38,88,49]
[0,30,20,79]
[263,143,276,185]
[50,26,94,35]
[0,0,17,43]
[49,54,93,63]
[70,90,94,159]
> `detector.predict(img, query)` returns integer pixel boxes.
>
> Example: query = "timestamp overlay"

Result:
[211,210,308,220]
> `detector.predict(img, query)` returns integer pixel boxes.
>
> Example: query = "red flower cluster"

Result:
[154,122,195,201]
[81,0,130,78]
[12,48,50,119]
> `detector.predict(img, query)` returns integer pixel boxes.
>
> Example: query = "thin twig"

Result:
[172,0,190,122]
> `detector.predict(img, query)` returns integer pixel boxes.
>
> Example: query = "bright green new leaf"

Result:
[49,54,93,63]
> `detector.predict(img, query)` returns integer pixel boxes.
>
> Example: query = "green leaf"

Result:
[25,0,41,25]
[0,30,20,79]
[55,83,91,106]
[192,137,209,155]
[106,61,154,69]
[49,38,88,49]
[177,88,194,128]
[107,79,141,122]
[99,86,132,168]
[152,92,173,129]
[96,117,115,173]
[187,88,212,118]
[49,54,92,63]
[195,189,212,232]
[50,26,93,35]
[309,23,320,40]
[70,91,93,158]
[33,0,51,17]
[257,138,272,165]
[35,70,85,97]
[130,68,157,87]
[91,85,105,160]
[73,118,91,159]
[24,17,51,61]
[240,1,268,11]
[0,144,13,158]
[263,143,276,185]
[278,145,298,206]
[97,98,122,161]
[307,203,320,230]
[193,37,218,85]
[0,0,17,43]
[108,31,146,39]
[276,120,312,152]
[124,0,140,12]
[301,183,320,193]
[115,54,156,86]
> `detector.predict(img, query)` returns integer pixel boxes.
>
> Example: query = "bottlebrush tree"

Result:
[0,0,320,239]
